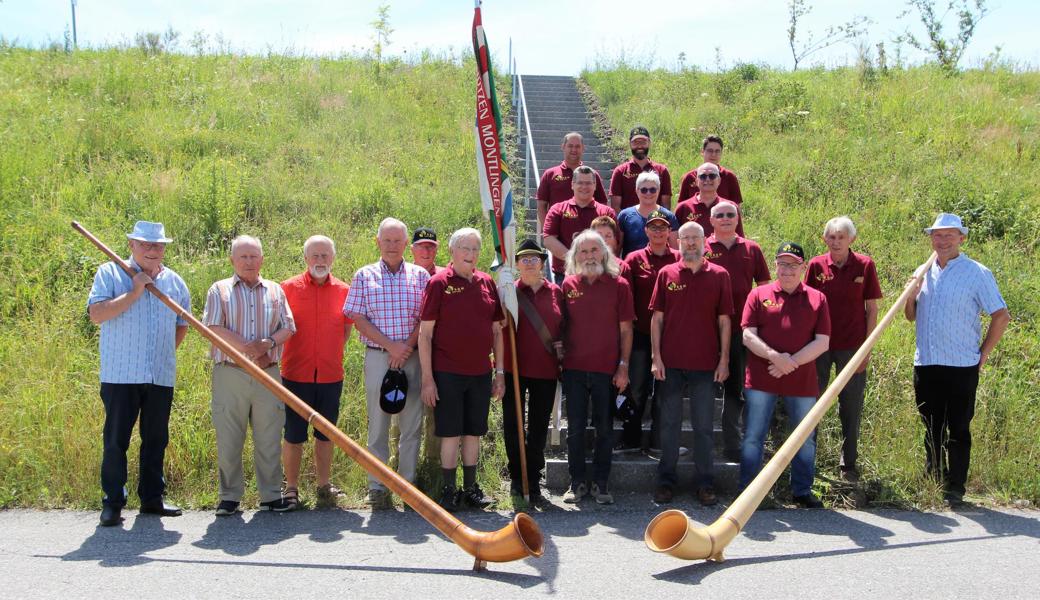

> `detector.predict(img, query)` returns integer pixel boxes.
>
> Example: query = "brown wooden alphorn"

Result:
[644,252,937,562]
[73,222,544,570]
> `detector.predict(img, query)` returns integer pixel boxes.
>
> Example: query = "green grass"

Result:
[584,62,1040,506]
[0,46,513,509]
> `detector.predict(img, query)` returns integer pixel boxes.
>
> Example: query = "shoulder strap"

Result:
[517,289,555,357]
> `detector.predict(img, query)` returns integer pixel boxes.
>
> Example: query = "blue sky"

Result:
[2,1,1036,74]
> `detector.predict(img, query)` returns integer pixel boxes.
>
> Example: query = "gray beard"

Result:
[309,265,330,279]
[581,261,605,278]
[682,248,703,262]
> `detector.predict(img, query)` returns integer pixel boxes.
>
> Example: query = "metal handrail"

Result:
[512,62,562,447]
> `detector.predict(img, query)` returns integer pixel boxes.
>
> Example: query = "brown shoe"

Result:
[696,486,718,506]
[653,485,673,504]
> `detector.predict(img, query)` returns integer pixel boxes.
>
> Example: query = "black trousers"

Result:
[913,364,980,496]
[100,382,174,507]
[621,330,656,448]
[721,328,747,454]
[502,373,557,494]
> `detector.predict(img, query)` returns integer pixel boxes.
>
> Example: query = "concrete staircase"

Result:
[513,74,741,499]
[514,75,614,232]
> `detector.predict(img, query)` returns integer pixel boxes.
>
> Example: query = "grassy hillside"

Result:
[584,63,1040,504]
[0,46,513,509]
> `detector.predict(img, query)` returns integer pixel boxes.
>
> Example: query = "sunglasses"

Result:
[646,224,670,232]
[638,187,658,194]
[713,212,737,219]
[518,255,542,265]
[697,173,719,181]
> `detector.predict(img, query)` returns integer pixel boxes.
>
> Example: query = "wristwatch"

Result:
[262,337,275,350]
[618,360,627,367]
[495,369,505,375]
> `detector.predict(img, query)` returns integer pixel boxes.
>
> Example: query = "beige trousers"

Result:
[364,349,423,492]
[211,364,285,502]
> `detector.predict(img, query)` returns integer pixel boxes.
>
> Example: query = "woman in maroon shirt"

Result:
[502,239,565,506]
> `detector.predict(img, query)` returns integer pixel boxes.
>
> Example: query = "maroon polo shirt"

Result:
[650,261,734,371]
[420,265,504,376]
[624,245,681,334]
[503,279,565,380]
[609,159,672,210]
[678,166,743,203]
[704,234,771,320]
[542,198,617,274]
[537,162,609,208]
[674,194,744,238]
[561,274,635,374]
[615,256,631,280]
[741,281,831,396]
[804,252,883,351]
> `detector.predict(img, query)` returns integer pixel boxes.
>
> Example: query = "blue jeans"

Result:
[657,369,715,489]
[562,369,614,486]
[740,388,817,497]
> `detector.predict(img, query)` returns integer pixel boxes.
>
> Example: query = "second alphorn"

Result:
[73,221,544,571]
[644,252,937,562]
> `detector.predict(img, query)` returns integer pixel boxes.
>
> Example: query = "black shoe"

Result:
[793,493,824,509]
[139,499,182,517]
[259,497,295,512]
[653,485,673,504]
[99,504,122,527]
[461,485,493,509]
[214,500,241,516]
[613,440,641,454]
[943,490,966,508]
[438,486,459,512]
[840,467,861,483]
[696,486,718,507]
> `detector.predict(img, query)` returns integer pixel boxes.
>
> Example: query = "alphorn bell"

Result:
[73,222,544,571]
[645,252,937,562]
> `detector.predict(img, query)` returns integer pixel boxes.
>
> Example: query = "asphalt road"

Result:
[3,495,1038,599]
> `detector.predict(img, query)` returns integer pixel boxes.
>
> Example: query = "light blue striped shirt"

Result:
[914,253,1006,367]
[87,259,191,386]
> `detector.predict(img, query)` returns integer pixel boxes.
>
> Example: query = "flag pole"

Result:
[506,318,531,500]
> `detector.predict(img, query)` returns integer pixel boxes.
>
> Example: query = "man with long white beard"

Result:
[280,235,353,509]
[560,230,635,505]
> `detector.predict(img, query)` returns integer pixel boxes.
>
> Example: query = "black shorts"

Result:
[282,379,344,443]
[433,371,492,437]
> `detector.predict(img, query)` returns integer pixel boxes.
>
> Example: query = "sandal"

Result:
[316,483,345,508]
[282,487,300,510]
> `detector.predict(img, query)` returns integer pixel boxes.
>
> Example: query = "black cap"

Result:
[629,125,650,140]
[515,238,548,260]
[412,227,438,245]
[379,368,408,414]
[645,210,670,227]
[775,241,805,263]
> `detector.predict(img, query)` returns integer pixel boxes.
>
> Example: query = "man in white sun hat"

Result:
[904,212,1010,507]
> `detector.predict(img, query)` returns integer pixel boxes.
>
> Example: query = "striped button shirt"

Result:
[343,260,430,348]
[915,253,1006,367]
[202,274,296,364]
[87,259,191,387]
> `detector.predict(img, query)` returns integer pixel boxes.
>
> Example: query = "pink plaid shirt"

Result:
[343,260,430,348]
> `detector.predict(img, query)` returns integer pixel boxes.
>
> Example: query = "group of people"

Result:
[87,129,1009,527]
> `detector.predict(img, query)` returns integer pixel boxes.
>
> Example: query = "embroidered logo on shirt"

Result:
[639,261,654,273]
[854,276,864,284]
[566,288,583,299]
[704,250,722,260]
[563,209,578,219]
[667,281,687,292]
[815,272,835,283]
[762,298,784,309]
[444,285,465,295]
[623,171,638,179]
[553,174,569,182]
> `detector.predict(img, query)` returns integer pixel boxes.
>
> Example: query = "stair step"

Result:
[544,455,741,493]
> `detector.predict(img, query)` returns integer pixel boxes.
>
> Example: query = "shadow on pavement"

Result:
[192,508,363,556]
[61,513,182,567]
[651,532,1008,585]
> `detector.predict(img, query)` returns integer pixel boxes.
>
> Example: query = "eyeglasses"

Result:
[518,255,542,265]
[713,212,736,219]
[775,261,802,270]
[646,225,669,232]
[638,187,658,194]
[697,173,719,181]
[134,241,166,250]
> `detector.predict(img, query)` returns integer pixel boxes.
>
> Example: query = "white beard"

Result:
[309,265,330,279]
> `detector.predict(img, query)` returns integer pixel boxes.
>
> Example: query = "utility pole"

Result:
[70,0,78,48]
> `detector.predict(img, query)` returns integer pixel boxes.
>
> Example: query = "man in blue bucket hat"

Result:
[88,221,192,526]
[905,213,1010,507]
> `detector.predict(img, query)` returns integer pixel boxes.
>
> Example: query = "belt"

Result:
[219,361,279,369]
[365,346,387,352]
